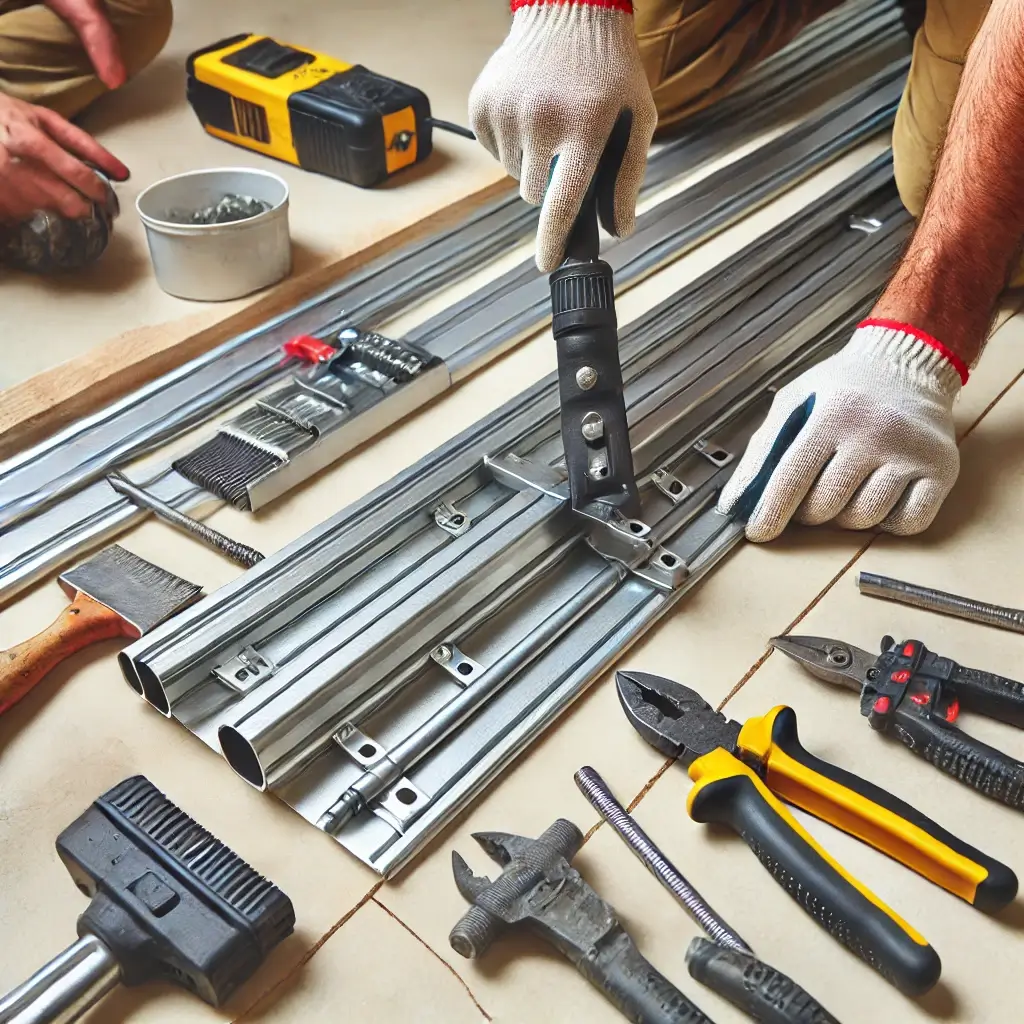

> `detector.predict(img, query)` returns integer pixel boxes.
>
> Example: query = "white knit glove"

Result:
[717,321,968,542]
[469,0,657,272]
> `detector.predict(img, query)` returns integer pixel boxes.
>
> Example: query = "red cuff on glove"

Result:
[511,0,633,11]
[858,317,970,386]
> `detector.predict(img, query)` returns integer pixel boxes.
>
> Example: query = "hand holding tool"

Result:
[552,112,640,519]
[858,571,1024,635]
[772,634,1024,809]
[575,766,840,1024]
[0,775,294,1024]
[449,819,713,1023]
[616,670,1017,995]
[107,471,265,568]
[468,0,657,273]
[0,545,202,717]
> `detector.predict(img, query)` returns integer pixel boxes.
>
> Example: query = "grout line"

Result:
[957,365,1024,444]
[717,534,877,710]
[232,881,384,1022]
[372,897,493,1021]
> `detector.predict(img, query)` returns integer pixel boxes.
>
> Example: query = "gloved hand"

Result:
[717,321,967,542]
[469,0,657,273]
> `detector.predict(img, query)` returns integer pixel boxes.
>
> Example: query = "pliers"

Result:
[771,635,1024,811]
[615,670,1018,998]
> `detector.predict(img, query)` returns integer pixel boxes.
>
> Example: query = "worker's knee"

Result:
[635,0,839,130]
[105,0,174,79]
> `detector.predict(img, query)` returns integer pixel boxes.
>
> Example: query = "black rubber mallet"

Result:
[0,776,295,1023]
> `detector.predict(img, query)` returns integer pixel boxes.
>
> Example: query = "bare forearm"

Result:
[872,0,1024,366]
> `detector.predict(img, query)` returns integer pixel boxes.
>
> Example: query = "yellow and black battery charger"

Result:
[186,34,473,189]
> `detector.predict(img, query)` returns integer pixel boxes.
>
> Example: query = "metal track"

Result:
[122,156,910,876]
[0,0,905,533]
[0,58,906,604]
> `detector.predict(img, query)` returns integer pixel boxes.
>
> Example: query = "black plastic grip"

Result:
[551,256,639,515]
[551,110,640,517]
[685,938,839,1024]
[890,700,1024,811]
[948,661,1024,728]
[688,769,941,996]
[762,707,1017,913]
[578,927,713,1023]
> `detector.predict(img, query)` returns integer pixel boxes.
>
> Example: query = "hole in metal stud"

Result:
[396,787,418,806]
[456,662,473,676]
[359,743,377,758]
[669,481,683,494]
[660,554,677,567]
[451,515,464,526]
[629,521,644,534]
[709,449,728,461]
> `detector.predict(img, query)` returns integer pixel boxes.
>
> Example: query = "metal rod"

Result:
[317,568,621,833]
[0,935,120,1024]
[857,571,1024,634]
[574,767,752,953]
[106,471,265,569]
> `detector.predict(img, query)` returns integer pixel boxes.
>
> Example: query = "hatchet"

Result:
[0,545,202,716]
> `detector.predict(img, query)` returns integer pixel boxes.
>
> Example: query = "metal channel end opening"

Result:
[218,725,269,791]
[117,651,144,697]
[133,660,172,718]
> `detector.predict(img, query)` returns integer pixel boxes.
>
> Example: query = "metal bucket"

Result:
[136,167,291,301]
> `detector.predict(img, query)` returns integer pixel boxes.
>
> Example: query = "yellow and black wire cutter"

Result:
[616,670,1018,997]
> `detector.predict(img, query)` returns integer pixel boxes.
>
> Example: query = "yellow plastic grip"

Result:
[736,707,1013,908]
[687,747,927,944]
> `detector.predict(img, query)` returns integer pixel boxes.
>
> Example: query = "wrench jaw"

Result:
[615,670,740,763]
[451,851,493,902]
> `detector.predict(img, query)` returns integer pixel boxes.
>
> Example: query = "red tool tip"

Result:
[873,696,891,714]
[891,670,911,684]
[284,335,336,363]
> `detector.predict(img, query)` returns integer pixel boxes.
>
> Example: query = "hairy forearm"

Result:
[872,0,1024,366]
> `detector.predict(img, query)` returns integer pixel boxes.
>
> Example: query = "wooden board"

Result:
[0,175,515,462]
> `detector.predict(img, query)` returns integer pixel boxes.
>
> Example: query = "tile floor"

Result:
[3,3,1024,1022]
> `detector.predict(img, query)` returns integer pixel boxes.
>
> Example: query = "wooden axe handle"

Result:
[0,593,130,716]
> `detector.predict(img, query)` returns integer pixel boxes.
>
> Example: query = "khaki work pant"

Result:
[0,0,172,118]
[636,0,989,222]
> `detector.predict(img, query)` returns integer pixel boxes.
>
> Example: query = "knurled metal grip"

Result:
[550,258,640,517]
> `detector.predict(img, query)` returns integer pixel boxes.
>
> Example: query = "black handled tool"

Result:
[575,766,840,1024]
[772,634,1024,809]
[449,819,713,1023]
[0,776,294,1024]
[551,112,640,519]
[616,670,1018,996]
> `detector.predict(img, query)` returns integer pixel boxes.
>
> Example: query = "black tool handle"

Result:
[687,750,941,997]
[579,927,713,1024]
[686,938,839,1024]
[889,700,1024,811]
[551,112,640,518]
[948,661,1024,729]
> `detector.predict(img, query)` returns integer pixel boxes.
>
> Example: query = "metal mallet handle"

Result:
[857,572,1024,634]
[0,935,119,1024]
[107,471,265,569]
